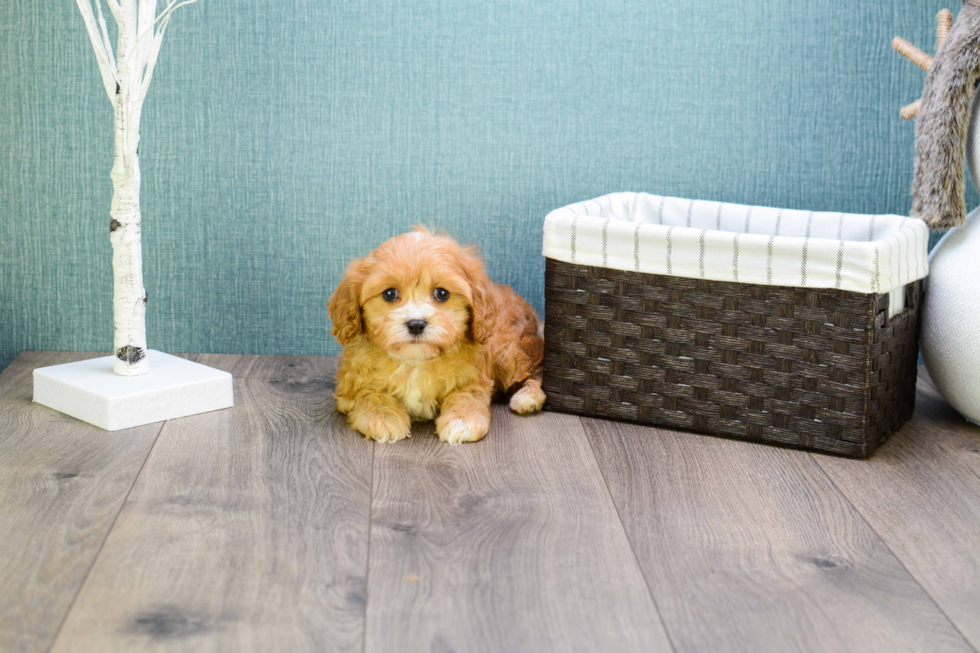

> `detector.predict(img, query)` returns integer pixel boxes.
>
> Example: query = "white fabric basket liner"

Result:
[543,192,929,297]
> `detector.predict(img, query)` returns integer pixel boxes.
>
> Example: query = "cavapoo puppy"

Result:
[328,227,546,444]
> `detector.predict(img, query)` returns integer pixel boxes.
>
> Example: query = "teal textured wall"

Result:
[0,0,970,371]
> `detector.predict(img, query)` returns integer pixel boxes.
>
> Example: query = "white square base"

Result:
[33,350,234,431]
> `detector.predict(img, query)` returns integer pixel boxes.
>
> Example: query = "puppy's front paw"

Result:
[350,407,411,443]
[436,410,490,445]
[509,384,546,415]
[335,394,356,415]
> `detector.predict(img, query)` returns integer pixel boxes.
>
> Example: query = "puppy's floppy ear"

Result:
[328,257,368,346]
[469,276,498,344]
[460,246,497,344]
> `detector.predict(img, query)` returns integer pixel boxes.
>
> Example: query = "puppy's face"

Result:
[361,260,471,362]
[329,229,495,362]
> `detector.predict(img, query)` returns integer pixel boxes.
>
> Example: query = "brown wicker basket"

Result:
[543,259,922,457]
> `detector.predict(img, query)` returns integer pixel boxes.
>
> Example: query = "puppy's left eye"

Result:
[433,288,450,302]
[382,288,399,302]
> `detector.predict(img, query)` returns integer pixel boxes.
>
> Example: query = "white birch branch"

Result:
[104,0,123,22]
[138,0,199,102]
[139,14,172,102]
[94,0,116,72]
[74,0,118,100]
[134,0,158,94]
[150,0,201,28]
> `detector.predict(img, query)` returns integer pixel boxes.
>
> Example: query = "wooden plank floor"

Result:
[0,352,977,653]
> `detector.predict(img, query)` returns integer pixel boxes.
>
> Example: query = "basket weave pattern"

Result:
[543,259,921,457]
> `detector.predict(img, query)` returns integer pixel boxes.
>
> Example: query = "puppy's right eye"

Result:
[382,288,399,302]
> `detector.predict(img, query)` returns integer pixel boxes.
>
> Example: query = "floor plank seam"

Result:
[362,440,376,653]
[580,417,679,653]
[44,419,169,653]
[806,451,979,653]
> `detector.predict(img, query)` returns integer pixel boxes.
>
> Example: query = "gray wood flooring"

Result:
[1,351,978,652]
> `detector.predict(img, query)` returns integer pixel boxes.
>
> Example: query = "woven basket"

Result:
[541,193,929,457]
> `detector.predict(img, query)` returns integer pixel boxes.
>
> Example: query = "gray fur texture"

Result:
[912,0,980,229]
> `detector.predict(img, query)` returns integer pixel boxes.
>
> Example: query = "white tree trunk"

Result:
[109,84,148,375]
[109,9,148,376]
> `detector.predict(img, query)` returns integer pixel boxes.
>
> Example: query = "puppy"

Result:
[327,227,546,444]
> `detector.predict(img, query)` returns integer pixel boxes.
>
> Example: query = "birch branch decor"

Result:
[73,0,199,375]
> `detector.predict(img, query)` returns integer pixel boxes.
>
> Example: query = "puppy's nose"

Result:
[406,319,427,336]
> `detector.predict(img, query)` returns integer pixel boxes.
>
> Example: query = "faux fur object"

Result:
[912,1,980,229]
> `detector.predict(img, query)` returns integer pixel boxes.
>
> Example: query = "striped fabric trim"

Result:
[898,218,910,282]
[699,230,707,279]
[601,219,610,267]
[801,211,813,286]
[633,223,641,272]
[887,238,895,290]
[873,246,880,293]
[766,235,775,285]
[570,216,578,263]
[732,233,740,282]
[542,193,929,295]
[903,229,911,281]
[834,240,844,290]
[835,212,845,290]
[894,234,902,284]
[835,241,845,289]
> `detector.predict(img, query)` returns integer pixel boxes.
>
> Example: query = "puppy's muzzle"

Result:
[405,319,427,336]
